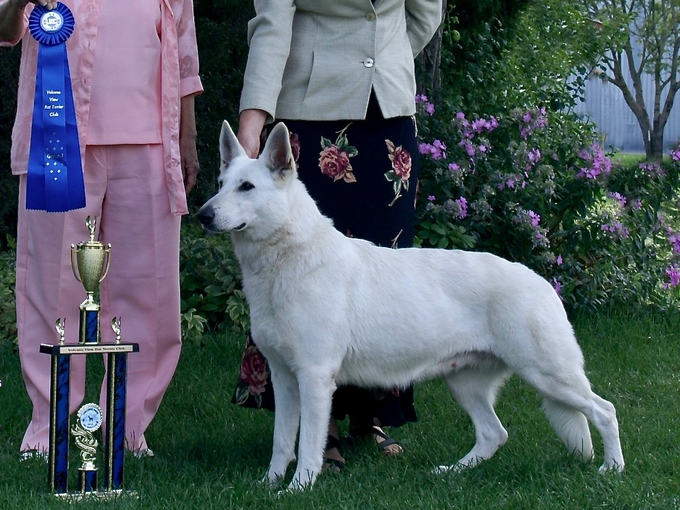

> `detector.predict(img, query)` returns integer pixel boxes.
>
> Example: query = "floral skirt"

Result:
[231,93,419,429]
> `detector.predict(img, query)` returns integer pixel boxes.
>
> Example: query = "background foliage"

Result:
[413,0,680,313]
[0,0,679,346]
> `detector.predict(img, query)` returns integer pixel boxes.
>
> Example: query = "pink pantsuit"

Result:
[1,0,202,452]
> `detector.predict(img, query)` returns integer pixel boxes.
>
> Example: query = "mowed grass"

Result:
[1,309,679,509]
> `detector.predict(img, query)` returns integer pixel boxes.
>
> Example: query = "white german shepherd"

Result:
[197,121,624,491]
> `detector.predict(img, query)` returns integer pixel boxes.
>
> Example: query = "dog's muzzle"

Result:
[196,206,216,231]
[196,206,246,232]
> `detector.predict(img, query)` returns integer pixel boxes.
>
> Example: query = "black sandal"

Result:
[347,423,403,456]
[322,434,345,473]
[370,425,402,456]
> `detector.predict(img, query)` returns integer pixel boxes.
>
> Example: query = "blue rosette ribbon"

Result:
[27,3,85,212]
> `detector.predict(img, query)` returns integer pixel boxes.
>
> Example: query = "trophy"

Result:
[40,217,139,499]
[71,216,111,343]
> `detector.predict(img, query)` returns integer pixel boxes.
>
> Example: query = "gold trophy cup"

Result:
[71,216,111,312]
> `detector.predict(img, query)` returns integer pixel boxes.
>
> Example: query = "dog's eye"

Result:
[238,181,255,192]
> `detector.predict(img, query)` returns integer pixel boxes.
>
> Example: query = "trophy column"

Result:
[46,320,70,494]
[104,318,129,491]
[40,217,139,499]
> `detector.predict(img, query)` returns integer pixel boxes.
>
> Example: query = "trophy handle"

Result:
[70,244,82,283]
[99,244,112,283]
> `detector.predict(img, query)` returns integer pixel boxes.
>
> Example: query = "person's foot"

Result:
[20,449,48,462]
[370,425,403,456]
[322,434,345,473]
[131,448,155,459]
[322,419,345,473]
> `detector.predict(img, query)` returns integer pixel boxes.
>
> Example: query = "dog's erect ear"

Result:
[219,120,248,167]
[261,122,296,180]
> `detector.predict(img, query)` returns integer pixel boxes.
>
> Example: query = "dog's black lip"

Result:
[199,225,220,236]
[233,222,247,231]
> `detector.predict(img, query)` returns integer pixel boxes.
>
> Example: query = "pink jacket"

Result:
[0,0,203,215]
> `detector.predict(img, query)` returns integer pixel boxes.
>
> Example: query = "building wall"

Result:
[575,75,680,153]
[574,37,680,153]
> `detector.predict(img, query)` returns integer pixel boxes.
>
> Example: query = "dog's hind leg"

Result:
[540,388,623,472]
[267,363,301,487]
[541,398,593,461]
[519,365,624,472]
[288,369,336,491]
[437,364,512,473]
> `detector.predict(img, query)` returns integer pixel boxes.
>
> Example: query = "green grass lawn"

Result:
[1,310,680,509]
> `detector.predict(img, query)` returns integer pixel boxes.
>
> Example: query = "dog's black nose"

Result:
[196,206,214,228]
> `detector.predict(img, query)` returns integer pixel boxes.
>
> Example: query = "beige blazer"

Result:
[239,0,443,122]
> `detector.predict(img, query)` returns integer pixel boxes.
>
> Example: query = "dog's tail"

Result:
[541,398,594,461]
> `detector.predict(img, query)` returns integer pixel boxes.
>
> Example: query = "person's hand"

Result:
[237,109,268,158]
[11,0,58,9]
[180,134,199,194]
[179,94,199,194]
[34,0,58,9]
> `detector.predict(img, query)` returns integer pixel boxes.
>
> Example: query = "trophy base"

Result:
[54,489,139,501]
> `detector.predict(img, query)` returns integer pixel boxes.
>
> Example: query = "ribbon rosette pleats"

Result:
[27,3,85,212]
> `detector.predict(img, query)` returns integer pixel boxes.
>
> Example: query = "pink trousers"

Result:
[17,144,182,452]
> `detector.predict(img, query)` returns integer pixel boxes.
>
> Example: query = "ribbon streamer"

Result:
[27,3,85,212]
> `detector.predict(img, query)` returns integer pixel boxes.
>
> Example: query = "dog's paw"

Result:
[598,461,624,474]
[286,469,317,491]
[261,473,285,491]
[432,465,451,475]
[432,461,473,475]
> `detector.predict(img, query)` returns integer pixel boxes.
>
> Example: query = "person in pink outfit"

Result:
[0,0,202,457]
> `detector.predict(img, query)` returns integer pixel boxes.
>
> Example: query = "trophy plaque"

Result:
[39,216,139,499]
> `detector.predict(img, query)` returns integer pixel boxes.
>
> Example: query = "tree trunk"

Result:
[415,0,447,103]
[650,127,665,161]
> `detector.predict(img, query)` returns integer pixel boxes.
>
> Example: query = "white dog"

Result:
[197,121,624,491]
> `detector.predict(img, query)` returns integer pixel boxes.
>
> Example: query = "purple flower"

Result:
[552,278,562,294]
[418,141,447,160]
[448,162,461,172]
[664,264,680,289]
[576,144,612,179]
[459,140,476,157]
[527,148,541,164]
[528,210,540,228]
[600,221,630,239]
[427,195,436,202]
[452,197,468,219]
[608,192,626,208]
[668,230,680,253]
[556,255,563,266]
[415,94,429,103]
[426,103,435,115]
[669,142,680,161]
[639,162,666,176]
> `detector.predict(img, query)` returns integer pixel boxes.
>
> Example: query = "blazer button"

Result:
[363,58,374,68]
[365,12,376,21]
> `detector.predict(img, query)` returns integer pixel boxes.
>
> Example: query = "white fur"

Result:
[197,121,625,491]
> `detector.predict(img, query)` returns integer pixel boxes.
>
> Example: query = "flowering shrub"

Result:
[671,141,680,163]
[415,95,680,311]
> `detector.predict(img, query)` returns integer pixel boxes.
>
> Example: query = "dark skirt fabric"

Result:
[231,93,419,429]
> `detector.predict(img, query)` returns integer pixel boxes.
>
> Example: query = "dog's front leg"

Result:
[288,370,335,491]
[267,363,301,488]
